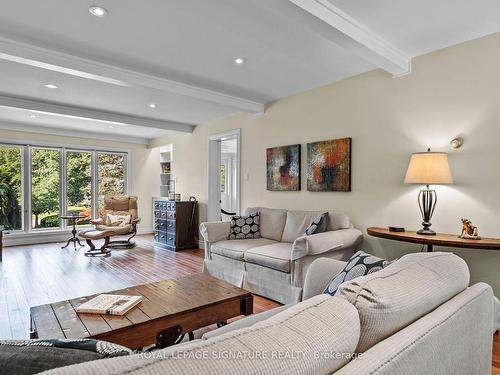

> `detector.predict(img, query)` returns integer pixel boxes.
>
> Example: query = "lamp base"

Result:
[417,228,436,236]
[417,187,438,236]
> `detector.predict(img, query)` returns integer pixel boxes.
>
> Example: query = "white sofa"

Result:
[44,252,496,375]
[200,207,363,304]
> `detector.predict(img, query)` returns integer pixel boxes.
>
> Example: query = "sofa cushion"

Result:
[246,207,287,241]
[202,304,295,340]
[43,295,360,375]
[244,242,292,273]
[282,210,319,242]
[282,210,352,242]
[327,211,351,231]
[324,251,388,296]
[228,213,261,240]
[337,252,470,352]
[211,238,276,260]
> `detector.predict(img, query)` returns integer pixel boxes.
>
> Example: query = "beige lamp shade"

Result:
[404,151,453,185]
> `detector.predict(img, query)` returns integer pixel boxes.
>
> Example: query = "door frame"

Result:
[207,129,241,222]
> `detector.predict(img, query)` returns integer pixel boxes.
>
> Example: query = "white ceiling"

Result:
[328,0,500,57]
[0,0,499,144]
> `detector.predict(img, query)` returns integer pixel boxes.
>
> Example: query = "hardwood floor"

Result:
[0,234,278,341]
[0,234,497,373]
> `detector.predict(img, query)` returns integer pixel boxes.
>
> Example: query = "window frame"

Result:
[0,143,25,233]
[97,151,128,216]
[0,139,129,235]
[29,146,63,231]
[65,149,94,229]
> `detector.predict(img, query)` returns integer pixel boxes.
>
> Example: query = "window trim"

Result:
[30,146,63,231]
[0,140,129,236]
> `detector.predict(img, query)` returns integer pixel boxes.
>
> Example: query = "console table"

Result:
[367,227,500,252]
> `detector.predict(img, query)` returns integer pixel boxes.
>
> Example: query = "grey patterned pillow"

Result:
[304,212,329,236]
[324,251,388,296]
[229,213,261,240]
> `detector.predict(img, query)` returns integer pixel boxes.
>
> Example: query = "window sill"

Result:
[3,228,89,247]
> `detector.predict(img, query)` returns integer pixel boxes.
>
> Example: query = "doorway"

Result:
[207,129,240,222]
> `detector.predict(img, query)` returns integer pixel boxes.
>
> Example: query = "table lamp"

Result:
[404,148,453,235]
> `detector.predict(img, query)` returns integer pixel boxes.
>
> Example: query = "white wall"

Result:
[150,32,500,295]
[0,129,160,243]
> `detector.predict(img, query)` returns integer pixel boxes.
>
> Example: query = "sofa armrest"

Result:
[291,228,363,260]
[302,258,347,300]
[90,218,104,225]
[199,221,231,244]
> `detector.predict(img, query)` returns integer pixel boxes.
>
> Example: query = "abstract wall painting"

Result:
[266,144,301,191]
[307,138,351,192]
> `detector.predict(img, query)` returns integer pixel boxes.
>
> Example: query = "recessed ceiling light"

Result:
[89,5,108,17]
[149,103,156,108]
[30,114,36,118]
[108,125,114,129]
[44,83,58,89]
[234,57,245,65]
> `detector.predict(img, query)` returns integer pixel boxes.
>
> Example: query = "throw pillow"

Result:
[324,251,389,296]
[106,214,131,226]
[304,212,329,236]
[107,220,123,227]
[229,213,261,240]
[0,338,131,375]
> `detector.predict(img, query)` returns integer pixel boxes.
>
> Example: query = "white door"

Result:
[207,130,240,222]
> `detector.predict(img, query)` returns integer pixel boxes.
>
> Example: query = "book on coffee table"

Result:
[76,294,142,315]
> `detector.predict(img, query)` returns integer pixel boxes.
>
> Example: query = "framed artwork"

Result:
[307,138,351,192]
[266,144,301,191]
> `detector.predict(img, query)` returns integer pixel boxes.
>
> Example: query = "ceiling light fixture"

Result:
[30,114,36,118]
[234,57,245,65]
[149,103,156,108]
[44,83,58,89]
[89,5,108,17]
[108,125,114,129]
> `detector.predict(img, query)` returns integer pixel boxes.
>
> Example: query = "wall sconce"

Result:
[450,137,463,149]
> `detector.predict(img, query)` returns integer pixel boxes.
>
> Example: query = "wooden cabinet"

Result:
[153,198,198,251]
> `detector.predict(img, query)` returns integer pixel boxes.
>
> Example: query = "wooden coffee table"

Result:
[30,273,253,350]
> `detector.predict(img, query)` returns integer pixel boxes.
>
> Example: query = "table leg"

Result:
[71,222,84,250]
[61,238,73,249]
[427,244,433,252]
[62,219,84,250]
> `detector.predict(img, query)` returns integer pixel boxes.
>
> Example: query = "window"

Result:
[220,164,226,193]
[66,151,92,226]
[0,145,23,231]
[0,142,128,234]
[98,153,125,211]
[31,148,61,229]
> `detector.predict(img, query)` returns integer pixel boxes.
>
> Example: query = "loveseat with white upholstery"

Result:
[200,207,363,304]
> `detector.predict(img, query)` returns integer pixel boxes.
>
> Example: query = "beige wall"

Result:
[0,129,160,230]
[151,32,500,295]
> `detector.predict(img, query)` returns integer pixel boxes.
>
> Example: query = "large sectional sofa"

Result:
[43,252,497,375]
[199,207,363,304]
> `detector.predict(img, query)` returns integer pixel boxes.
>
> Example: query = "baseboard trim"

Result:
[4,230,74,247]
[137,227,153,235]
[4,226,154,247]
